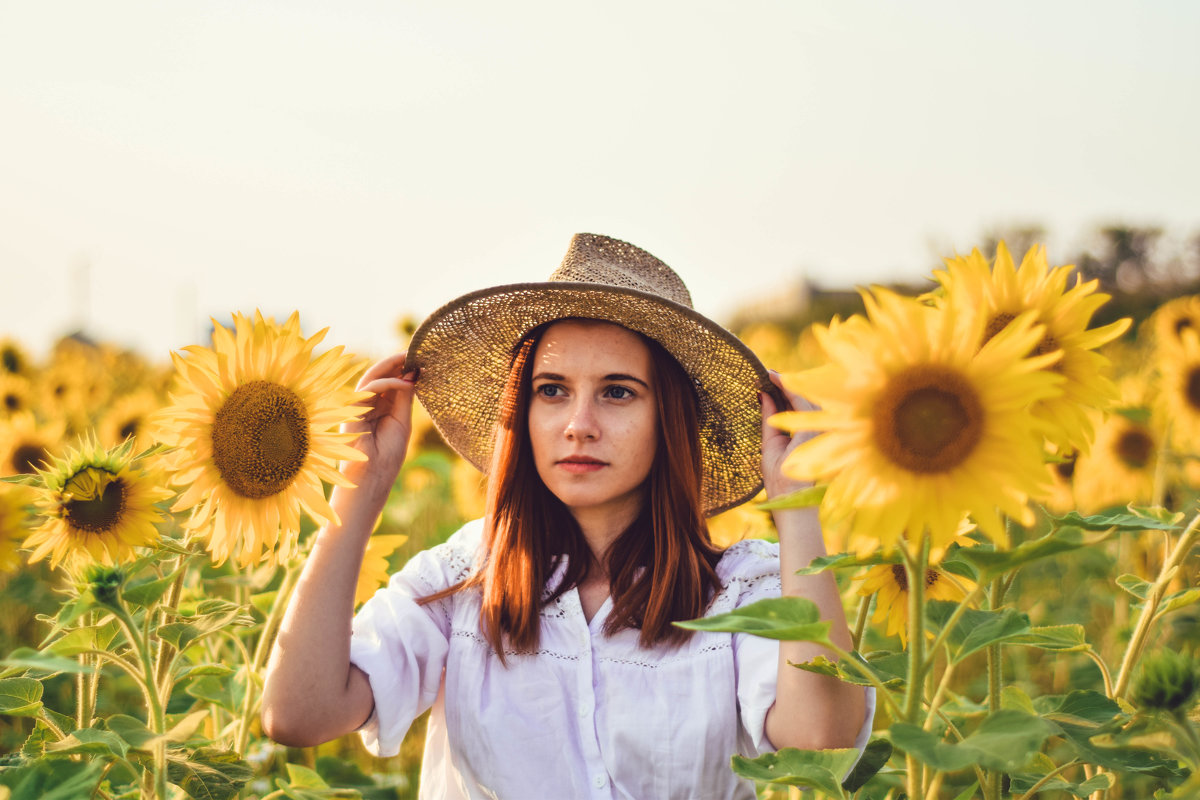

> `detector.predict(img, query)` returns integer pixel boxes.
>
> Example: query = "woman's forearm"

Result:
[764,506,867,751]
[259,482,388,746]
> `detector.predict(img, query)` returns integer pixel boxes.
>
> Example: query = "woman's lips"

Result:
[557,457,607,474]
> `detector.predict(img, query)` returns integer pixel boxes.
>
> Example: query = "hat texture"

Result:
[408,233,778,515]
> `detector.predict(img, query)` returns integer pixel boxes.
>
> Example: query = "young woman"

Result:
[261,234,872,798]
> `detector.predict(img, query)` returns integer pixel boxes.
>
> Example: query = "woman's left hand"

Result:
[760,370,819,500]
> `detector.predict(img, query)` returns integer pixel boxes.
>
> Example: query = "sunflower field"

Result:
[1,242,1199,800]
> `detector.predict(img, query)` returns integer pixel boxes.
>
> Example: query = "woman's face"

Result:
[527,320,658,525]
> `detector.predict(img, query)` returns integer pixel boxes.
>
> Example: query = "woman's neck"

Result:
[570,496,642,569]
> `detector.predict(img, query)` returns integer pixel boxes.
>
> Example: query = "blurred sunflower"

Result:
[1074,398,1161,513]
[707,492,774,547]
[155,311,368,567]
[0,373,32,418]
[24,438,172,569]
[858,563,974,647]
[99,390,162,452]
[355,533,408,606]
[0,413,66,476]
[933,242,1130,453]
[1158,329,1200,451]
[0,338,31,378]
[451,456,487,521]
[1040,447,1079,514]
[0,485,33,572]
[1152,295,1200,356]
[773,287,1062,556]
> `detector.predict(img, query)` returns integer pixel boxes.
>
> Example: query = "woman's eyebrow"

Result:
[605,373,649,388]
[531,372,565,382]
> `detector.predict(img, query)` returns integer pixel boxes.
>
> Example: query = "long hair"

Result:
[421,320,723,660]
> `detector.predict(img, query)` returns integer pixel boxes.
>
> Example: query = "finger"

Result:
[360,376,414,397]
[760,391,789,442]
[357,352,410,388]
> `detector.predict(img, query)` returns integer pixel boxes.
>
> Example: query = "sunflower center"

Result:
[119,419,140,442]
[12,443,47,474]
[1,348,20,374]
[890,564,907,591]
[64,469,127,534]
[984,312,1059,368]
[1176,318,1195,340]
[1186,367,1200,412]
[1054,452,1077,481]
[4,393,19,411]
[1115,428,1154,470]
[211,380,310,499]
[873,365,984,473]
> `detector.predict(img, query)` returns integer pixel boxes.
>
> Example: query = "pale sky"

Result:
[2,1,1198,361]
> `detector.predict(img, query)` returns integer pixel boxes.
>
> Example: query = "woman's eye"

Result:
[605,386,634,400]
[536,384,563,398]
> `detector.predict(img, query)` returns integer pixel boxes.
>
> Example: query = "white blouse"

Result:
[350,519,875,799]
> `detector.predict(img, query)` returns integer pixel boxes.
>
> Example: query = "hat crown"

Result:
[549,233,693,308]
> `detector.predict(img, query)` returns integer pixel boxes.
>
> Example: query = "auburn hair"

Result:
[421,319,724,660]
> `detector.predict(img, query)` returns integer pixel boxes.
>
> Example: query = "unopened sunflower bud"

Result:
[1131,649,1200,714]
[82,563,126,608]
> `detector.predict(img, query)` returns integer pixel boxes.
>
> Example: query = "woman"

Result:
[261,234,872,798]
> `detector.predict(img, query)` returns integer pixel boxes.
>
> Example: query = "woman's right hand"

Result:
[339,351,418,496]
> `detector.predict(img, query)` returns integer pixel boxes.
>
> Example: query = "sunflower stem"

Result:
[110,600,168,800]
[851,591,871,652]
[152,554,188,695]
[985,576,1004,800]
[235,562,298,754]
[1016,759,1079,800]
[1113,509,1200,700]
[902,536,929,800]
[920,579,987,674]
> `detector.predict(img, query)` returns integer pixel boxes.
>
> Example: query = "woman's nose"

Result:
[564,399,599,441]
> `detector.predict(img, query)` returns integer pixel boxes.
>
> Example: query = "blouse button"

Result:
[578,702,591,718]
[593,774,607,789]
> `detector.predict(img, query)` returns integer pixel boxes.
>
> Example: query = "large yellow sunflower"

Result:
[1157,328,1200,451]
[774,287,1063,556]
[858,563,974,647]
[155,311,368,567]
[24,438,172,569]
[933,242,1130,453]
[1152,295,1200,357]
[355,533,408,606]
[1073,381,1162,512]
[0,413,67,476]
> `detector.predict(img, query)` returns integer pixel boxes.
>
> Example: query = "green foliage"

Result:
[675,597,833,644]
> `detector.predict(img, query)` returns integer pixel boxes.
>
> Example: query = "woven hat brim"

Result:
[407,282,782,515]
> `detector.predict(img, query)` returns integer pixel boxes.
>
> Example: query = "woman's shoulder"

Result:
[715,537,780,582]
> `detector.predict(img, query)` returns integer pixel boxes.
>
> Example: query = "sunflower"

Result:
[933,242,1130,453]
[1073,382,1162,512]
[0,413,66,476]
[0,374,32,418]
[24,438,172,569]
[858,563,974,647]
[707,491,774,547]
[355,533,408,606]
[0,338,31,378]
[154,311,368,567]
[1157,328,1200,451]
[773,287,1063,556]
[98,390,162,452]
[1040,446,1079,514]
[0,485,33,573]
[1152,295,1200,356]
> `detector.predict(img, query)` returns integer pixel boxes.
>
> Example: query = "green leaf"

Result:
[285,764,331,789]
[954,526,1090,580]
[1047,509,1178,531]
[250,590,279,618]
[1117,573,1151,600]
[794,551,893,576]
[176,663,236,681]
[158,622,202,653]
[185,675,242,712]
[1159,587,1200,616]
[19,725,55,759]
[890,710,1055,772]
[0,759,106,800]
[731,747,859,797]
[1001,685,1037,715]
[46,620,120,657]
[756,485,826,510]
[1008,771,1113,798]
[122,573,176,608]
[790,652,903,690]
[106,715,158,749]
[841,738,892,793]
[1008,625,1090,652]
[314,756,375,787]
[45,727,130,759]
[676,597,832,644]
[1113,405,1152,424]
[1,647,98,675]
[0,677,43,716]
[167,748,253,800]
[925,601,1031,663]
[1035,691,1182,777]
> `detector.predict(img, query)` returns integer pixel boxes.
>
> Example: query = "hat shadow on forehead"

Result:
[408,232,779,515]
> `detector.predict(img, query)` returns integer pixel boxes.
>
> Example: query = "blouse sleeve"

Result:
[349,519,483,757]
[723,539,876,762]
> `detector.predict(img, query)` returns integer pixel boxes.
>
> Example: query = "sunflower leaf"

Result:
[675,597,832,644]
[1008,771,1113,798]
[1116,574,1151,600]
[0,759,107,800]
[1034,691,1183,776]
[841,738,892,793]
[1158,587,1200,616]
[794,551,894,576]
[890,710,1055,772]
[730,747,859,797]
[925,601,1030,663]
[1,647,98,676]
[45,727,129,759]
[953,526,1091,580]
[1008,624,1090,652]
[1112,405,1152,424]
[756,485,826,510]
[122,573,177,608]
[0,677,43,716]
[788,652,896,688]
[167,747,254,800]
[1046,510,1178,531]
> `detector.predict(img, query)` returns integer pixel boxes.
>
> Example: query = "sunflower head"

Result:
[857,562,974,647]
[155,311,368,567]
[0,485,34,573]
[1152,295,1200,356]
[1131,649,1200,715]
[0,413,67,477]
[81,563,127,608]
[1157,327,1200,451]
[0,339,31,378]
[24,437,173,570]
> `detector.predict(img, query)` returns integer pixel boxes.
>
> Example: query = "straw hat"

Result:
[407,233,782,515]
